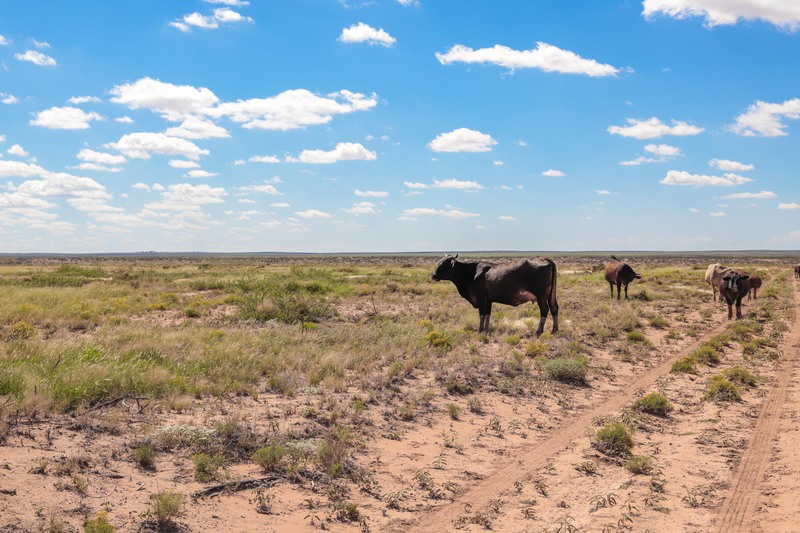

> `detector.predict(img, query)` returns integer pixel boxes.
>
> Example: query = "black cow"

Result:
[718,270,750,320]
[431,255,558,336]
[795,264,800,279]
[604,256,642,300]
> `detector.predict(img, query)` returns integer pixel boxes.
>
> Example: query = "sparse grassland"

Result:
[0,255,795,532]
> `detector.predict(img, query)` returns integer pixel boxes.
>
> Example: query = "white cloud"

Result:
[68,96,101,105]
[710,211,726,217]
[619,156,664,166]
[110,77,219,118]
[499,215,515,221]
[1,93,19,104]
[237,183,282,195]
[170,8,253,32]
[8,144,29,157]
[493,160,504,166]
[185,170,218,179]
[436,42,619,77]
[115,116,134,124]
[404,182,429,189]
[0,160,47,178]
[596,190,612,195]
[32,39,50,49]
[169,159,201,169]
[249,154,280,163]
[15,50,57,66]
[432,178,485,191]
[106,132,210,160]
[287,142,376,164]
[77,149,126,166]
[722,190,776,199]
[709,159,754,172]
[164,117,230,139]
[428,128,497,152]
[689,207,700,213]
[339,22,396,47]
[542,169,565,177]
[144,183,227,211]
[355,189,388,197]
[660,170,753,187]
[271,202,289,207]
[643,0,800,30]
[401,207,480,219]
[397,0,418,5]
[644,143,683,156]
[210,88,378,131]
[342,201,379,215]
[0,34,8,46]
[778,203,800,210]
[296,209,332,219]
[133,183,151,191]
[72,163,122,173]
[608,117,704,139]
[30,107,105,129]
[730,98,800,137]
[204,0,249,5]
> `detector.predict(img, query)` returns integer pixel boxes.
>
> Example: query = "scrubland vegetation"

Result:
[0,255,795,532]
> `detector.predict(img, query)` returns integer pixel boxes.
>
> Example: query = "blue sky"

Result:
[1,1,799,253]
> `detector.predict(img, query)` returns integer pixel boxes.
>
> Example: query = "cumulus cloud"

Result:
[709,158,754,171]
[249,155,280,163]
[169,159,200,169]
[185,170,218,179]
[400,207,480,219]
[660,170,752,187]
[542,169,565,177]
[710,211,726,217]
[403,182,429,189]
[15,50,57,66]
[170,7,253,32]
[428,128,496,152]
[68,96,101,105]
[295,209,332,219]
[164,117,230,139]
[339,22,396,47]
[436,42,619,77]
[778,203,800,210]
[608,117,704,139]
[730,98,800,137]
[645,143,683,156]
[643,0,800,30]
[0,160,47,178]
[110,77,219,118]
[105,132,210,160]
[237,183,282,195]
[596,190,612,195]
[286,142,376,164]
[1,93,19,104]
[432,178,485,191]
[145,183,227,211]
[355,189,388,197]
[77,149,126,166]
[342,201,379,215]
[0,34,8,46]
[722,190,776,199]
[499,215,515,221]
[7,144,29,157]
[30,107,105,129]
[210,89,378,130]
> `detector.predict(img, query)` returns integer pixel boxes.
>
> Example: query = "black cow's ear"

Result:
[474,265,490,281]
[723,275,731,281]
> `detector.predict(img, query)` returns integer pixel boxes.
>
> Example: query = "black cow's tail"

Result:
[546,258,558,313]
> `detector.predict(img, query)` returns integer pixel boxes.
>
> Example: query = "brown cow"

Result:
[705,263,734,302]
[718,270,750,320]
[431,255,558,336]
[747,275,762,300]
[604,256,641,300]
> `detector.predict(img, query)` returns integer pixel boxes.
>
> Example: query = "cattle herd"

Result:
[433,255,796,336]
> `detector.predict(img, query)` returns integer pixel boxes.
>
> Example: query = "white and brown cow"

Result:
[604,256,642,300]
[705,263,734,302]
[747,275,762,301]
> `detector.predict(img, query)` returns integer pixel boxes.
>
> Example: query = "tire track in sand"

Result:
[713,277,800,532]
[406,318,734,533]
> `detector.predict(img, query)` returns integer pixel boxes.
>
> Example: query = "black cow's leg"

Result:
[754,288,758,300]
[550,299,559,334]
[609,282,614,299]
[624,283,629,300]
[736,298,743,320]
[616,282,622,300]
[727,301,733,320]
[535,300,549,337]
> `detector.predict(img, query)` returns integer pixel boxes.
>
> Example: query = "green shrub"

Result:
[693,345,721,366]
[543,356,588,384]
[84,511,115,533]
[626,331,651,344]
[146,490,184,527]
[524,341,548,357]
[193,452,226,482]
[8,321,36,340]
[625,455,655,475]
[704,376,741,402]
[184,308,200,318]
[632,392,673,417]
[723,366,758,387]
[447,403,460,420]
[649,315,669,329]
[506,335,521,346]
[133,445,155,470]
[671,356,697,373]
[426,331,453,349]
[252,445,286,473]
[593,422,633,457]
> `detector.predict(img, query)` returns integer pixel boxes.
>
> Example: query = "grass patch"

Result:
[632,392,673,417]
[704,376,741,402]
[723,366,758,387]
[542,356,588,384]
[625,455,655,475]
[671,356,697,374]
[593,422,633,457]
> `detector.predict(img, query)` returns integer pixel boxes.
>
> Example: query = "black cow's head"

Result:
[722,271,749,293]
[621,264,642,283]
[431,254,458,281]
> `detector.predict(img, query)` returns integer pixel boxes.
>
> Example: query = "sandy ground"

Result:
[1,273,800,532]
